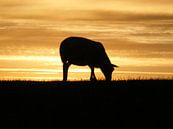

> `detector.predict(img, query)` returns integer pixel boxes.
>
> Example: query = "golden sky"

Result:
[0,0,173,20]
[0,0,173,80]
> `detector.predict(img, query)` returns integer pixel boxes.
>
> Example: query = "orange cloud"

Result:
[0,0,172,21]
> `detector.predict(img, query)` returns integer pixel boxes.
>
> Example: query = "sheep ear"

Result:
[112,64,118,68]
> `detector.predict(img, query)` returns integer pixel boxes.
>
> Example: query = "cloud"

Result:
[132,0,173,4]
[2,9,173,22]
[101,37,173,59]
[0,0,30,7]
[0,0,172,21]
[73,10,173,21]
[0,1,172,60]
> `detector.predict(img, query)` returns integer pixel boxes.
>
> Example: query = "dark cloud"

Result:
[0,1,35,8]
[133,0,173,4]
[100,38,173,59]
[0,0,172,22]
[74,10,173,21]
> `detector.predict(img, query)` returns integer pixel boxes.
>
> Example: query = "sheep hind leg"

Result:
[63,62,70,81]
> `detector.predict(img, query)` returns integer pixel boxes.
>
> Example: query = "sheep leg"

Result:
[89,66,97,81]
[63,62,70,81]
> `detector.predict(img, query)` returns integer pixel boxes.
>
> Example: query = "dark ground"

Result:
[0,80,173,129]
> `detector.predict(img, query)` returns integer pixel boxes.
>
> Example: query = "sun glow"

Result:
[0,54,172,81]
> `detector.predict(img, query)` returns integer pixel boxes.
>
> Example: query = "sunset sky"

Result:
[0,0,173,80]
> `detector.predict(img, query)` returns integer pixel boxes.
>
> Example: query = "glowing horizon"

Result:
[0,54,172,81]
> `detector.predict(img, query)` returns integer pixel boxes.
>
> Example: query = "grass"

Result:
[0,79,173,129]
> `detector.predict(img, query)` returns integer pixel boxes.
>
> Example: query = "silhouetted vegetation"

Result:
[0,80,173,129]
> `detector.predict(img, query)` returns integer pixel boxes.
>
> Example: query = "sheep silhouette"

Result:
[60,36,118,81]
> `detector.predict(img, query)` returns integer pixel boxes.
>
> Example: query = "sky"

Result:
[0,0,173,80]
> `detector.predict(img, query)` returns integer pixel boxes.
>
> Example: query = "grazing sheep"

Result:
[60,36,118,81]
